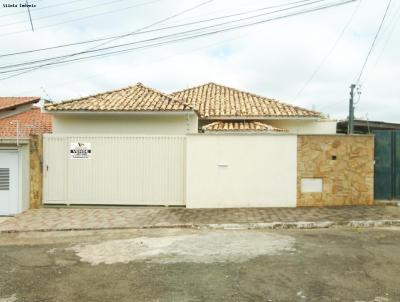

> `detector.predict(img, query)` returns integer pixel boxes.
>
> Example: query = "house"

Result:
[42,82,373,208]
[45,82,336,136]
[170,82,337,134]
[45,83,198,135]
[0,97,52,215]
[337,119,400,134]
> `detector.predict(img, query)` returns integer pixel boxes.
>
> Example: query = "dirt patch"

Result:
[0,294,17,302]
[67,231,296,265]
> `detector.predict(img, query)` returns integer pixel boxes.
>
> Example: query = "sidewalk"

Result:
[1,205,400,233]
[0,206,400,232]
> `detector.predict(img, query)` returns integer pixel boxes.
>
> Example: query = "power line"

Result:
[0,0,163,37]
[0,0,329,68]
[0,0,351,70]
[0,0,317,58]
[0,0,216,79]
[0,0,137,28]
[10,28,249,97]
[0,0,358,79]
[309,1,396,114]
[355,0,392,85]
[0,0,357,76]
[293,0,361,101]
[0,0,109,18]
[360,1,400,85]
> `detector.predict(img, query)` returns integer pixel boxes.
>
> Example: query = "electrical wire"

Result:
[0,0,331,68]
[293,0,361,101]
[0,0,163,37]
[360,1,400,85]
[0,0,141,28]
[355,0,392,85]
[0,0,317,58]
[0,0,216,80]
[316,0,393,112]
[0,0,354,72]
[0,0,105,18]
[0,0,357,78]
[10,28,249,97]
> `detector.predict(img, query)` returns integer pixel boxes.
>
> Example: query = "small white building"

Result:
[43,82,337,208]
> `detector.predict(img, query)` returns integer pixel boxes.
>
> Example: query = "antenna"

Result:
[25,0,34,32]
[40,86,53,102]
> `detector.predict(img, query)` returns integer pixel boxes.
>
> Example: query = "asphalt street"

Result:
[0,227,399,302]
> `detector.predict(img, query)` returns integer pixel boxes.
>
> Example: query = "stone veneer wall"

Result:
[30,135,43,209]
[297,135,374,207]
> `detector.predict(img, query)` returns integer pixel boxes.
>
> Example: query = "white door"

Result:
[0,150,19,215]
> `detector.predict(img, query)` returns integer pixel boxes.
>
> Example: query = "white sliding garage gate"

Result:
[43,135,186,205]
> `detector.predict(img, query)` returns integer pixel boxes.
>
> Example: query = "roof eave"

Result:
[199,116,323,120]
[0,97,41,112]
[43,109,196,115]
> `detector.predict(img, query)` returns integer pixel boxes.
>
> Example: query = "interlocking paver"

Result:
[0,206,400,233]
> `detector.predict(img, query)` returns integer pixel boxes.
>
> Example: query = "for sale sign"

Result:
[70,142,91,159]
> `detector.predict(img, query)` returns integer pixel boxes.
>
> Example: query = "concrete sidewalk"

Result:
[1,205,400,233]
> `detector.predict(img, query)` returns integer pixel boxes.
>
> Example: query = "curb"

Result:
[1,219,400,233]
[201,219,400,229]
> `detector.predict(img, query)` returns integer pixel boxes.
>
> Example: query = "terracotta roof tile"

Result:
[171,82,321,118]
[0,107,52,138]
[45,83,192,112]
[0,97,40,111]
[202,121,287,132]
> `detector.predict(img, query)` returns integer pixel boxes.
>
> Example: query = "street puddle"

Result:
[66,231,296,265]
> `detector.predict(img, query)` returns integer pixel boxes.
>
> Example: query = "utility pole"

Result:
[348,84,356,134]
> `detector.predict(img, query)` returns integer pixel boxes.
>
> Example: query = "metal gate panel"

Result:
[374,131,392,200]
[374,130,400,200]
[395,132,400,199]
[43,136,67,202]
[44,135,186,205]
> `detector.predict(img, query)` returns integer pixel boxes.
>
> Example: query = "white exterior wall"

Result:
[0,141,30,214]
[51,112,198,135]
[266,119,337,134]
[20,144,30,212]
[43,135,186,205]
[186,134,297,208]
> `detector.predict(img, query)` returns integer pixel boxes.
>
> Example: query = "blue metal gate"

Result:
[374,130,400,200]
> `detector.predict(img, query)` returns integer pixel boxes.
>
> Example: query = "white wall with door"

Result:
[0,142,30,215]
[43,133,298,208]
[43,135,186,205]
[186,134,298,208]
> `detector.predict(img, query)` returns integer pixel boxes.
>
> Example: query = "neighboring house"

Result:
[0,97,52,215]
[42,82,373,209]
[337,119,400,134]
[0,97,40,119]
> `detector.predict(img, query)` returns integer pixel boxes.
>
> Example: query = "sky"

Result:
[0,0,398,122]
